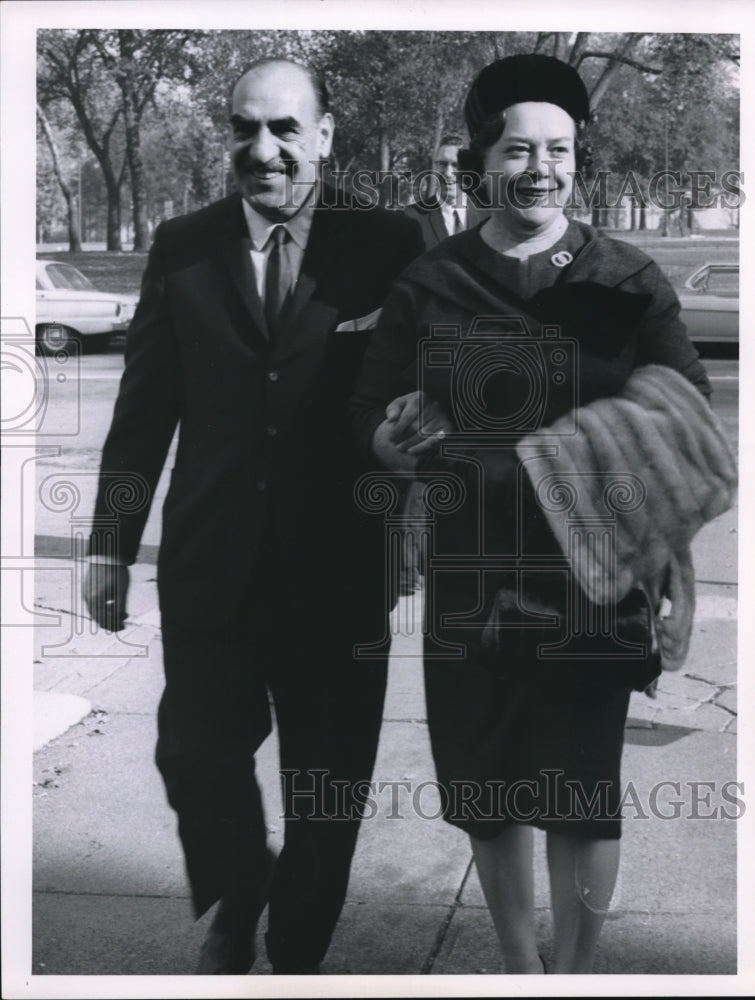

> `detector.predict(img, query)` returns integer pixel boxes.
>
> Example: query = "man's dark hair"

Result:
[437,134,464,149]
[229,58,330,118]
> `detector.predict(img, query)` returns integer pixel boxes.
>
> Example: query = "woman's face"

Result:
[483,101,576,234]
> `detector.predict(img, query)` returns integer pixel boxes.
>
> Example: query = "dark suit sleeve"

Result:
[88,223,183,563]
[349,210,424,460]
[352,277,423,462]
[393,210,425,272]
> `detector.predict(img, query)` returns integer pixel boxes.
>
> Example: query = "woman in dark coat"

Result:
[353,54,711,973]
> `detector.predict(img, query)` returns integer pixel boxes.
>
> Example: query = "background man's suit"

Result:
[90,188,422,970]
[403,197,486,252]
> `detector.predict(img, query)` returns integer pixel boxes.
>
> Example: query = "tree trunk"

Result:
[118,31,150,250]
[568,33,590,68]
[378,128,391,207]
[63,88,123,250]
[553,32,570,60]
[36,103,82,252]
[378,128,390,173]
[677,205,688,237]
[102,168,123,250]
[122,92,149,249]
[431,105,445,168]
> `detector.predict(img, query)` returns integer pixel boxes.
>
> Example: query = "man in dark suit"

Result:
[83,58,423,975]
[404,135,485,251]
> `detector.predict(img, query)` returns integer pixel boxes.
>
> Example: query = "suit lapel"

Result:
[215,196,270,343]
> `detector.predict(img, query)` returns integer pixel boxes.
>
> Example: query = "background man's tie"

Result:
[265,225,292,340]
[453,210,464,235]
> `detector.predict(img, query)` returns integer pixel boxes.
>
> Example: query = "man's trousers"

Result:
[155,584,388,971]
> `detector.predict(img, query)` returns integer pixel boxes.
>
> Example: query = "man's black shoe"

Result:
[196,915,255,975]
[272,963,321,975]
[196,849,277,974]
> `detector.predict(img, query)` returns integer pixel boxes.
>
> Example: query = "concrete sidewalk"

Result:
[20,501,745,991]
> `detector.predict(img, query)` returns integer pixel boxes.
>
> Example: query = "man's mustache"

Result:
[238,156,294,175]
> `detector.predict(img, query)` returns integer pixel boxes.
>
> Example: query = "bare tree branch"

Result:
[568,33,590,67]
[578,51,662,76]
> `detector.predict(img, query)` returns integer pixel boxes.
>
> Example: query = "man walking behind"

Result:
[405,134,485,250]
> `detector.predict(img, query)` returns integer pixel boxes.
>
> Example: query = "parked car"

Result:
[678,262,738,345]
[36,258,139,355]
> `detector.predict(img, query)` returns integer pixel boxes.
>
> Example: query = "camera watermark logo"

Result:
[353,313,651,660]
[1,316,81,436]
[353,470,467,658]
[419,317,579,440]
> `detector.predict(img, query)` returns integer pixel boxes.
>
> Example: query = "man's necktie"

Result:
[453,210,464,235]
[265,225,291,340]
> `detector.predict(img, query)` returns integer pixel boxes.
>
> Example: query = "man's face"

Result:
[433,144,461,206]
[230,63,334,221]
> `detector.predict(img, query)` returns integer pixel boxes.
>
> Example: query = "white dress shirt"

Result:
[242,196,315,304]
[440,196,467,236]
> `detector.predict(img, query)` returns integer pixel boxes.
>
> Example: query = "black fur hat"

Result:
[464,54,591,139]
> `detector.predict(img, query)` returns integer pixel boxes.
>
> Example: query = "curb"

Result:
[33,691,91,752]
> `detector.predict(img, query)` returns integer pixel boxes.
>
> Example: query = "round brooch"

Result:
[550,251,573,268]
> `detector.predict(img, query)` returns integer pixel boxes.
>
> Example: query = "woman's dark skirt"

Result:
[423,576,661,841]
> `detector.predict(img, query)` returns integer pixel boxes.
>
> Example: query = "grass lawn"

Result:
[37,229,739,297]
[600,230,739,289]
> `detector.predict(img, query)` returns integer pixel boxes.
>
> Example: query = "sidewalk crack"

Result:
[34,602,82,618]
[421,856,474,974]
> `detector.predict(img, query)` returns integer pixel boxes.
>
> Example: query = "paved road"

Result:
[36,350,740,454]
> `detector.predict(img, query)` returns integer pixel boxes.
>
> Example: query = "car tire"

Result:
[36,324,81,356]
[87,332,114,352]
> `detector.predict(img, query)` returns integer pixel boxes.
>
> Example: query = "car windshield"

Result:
[690,267,739,297]
[44,263,96,291]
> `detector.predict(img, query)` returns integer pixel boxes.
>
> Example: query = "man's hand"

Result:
[384,391,453,455]
[82,562,130,632]
[372,418,419,471]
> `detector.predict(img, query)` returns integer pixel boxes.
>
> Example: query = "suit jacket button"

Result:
[257,480,267,491]
[267,371,279,382]
[266,425,277,437]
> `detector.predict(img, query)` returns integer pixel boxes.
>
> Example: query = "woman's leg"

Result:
[470,825,543,973]
[546,831,620,973]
